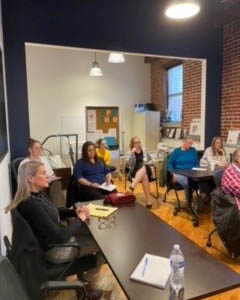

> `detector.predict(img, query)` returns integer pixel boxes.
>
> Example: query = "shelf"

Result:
[161,122,182,128]
[224,143,240,148]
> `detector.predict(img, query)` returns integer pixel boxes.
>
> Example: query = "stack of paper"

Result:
[192,167,207,171]
[130,253,171,289]
[87,203,118,218]
[98,182,116,192]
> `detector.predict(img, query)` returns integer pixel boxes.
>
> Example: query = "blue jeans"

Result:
[174,174,189,201]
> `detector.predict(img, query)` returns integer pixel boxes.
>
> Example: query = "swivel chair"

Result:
[0,254,86,300]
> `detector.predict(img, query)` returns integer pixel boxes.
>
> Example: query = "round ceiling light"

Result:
[165,1,200,19]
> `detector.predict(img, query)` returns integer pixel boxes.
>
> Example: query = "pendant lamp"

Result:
[90,52,103,76]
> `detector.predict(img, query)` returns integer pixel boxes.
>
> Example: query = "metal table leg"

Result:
[187,178,199,227]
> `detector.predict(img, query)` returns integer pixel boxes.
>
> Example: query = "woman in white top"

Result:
[200,136,228,168]
[19,138,65,207]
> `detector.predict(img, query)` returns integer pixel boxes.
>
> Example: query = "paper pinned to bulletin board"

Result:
[87,110,96,132]
[86,107,119,145]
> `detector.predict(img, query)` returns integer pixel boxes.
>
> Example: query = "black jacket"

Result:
[211,187,240,257]
[18,192,82,251]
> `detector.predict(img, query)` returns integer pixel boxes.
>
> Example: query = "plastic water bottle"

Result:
[169,244,185,300]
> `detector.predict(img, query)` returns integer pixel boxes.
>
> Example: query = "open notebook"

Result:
[130,253,171,289]
[87,203,118,218]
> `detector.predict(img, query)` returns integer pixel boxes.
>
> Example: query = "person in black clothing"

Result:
[5,160,103,299]
[126,136,153,208]
[74,141,114,201]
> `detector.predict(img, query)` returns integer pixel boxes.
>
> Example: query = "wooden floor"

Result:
[48,179,240,300]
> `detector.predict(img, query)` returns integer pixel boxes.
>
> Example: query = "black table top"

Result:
[172,169,213,180]
[86,200,240,300]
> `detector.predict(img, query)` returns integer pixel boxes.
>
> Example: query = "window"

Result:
[167,64,183,122]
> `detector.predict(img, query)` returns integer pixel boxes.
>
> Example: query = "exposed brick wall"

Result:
[150,59,169,113]
[221,18,240,141]
[182,61,202,129]
[150,59,202,130]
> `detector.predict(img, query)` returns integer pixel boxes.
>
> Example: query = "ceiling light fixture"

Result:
[108,52,125,63]
[90,52,103,76]
[165,0,200,19]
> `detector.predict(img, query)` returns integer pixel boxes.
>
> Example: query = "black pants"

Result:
[78,184,112,202]
[108,165,117,173]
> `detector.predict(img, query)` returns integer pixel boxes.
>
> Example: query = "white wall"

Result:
[25,44,150,156]
[0,4,12,255]
[0,153,12,254]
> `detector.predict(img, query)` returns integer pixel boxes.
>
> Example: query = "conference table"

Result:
[172,169,214,227]
[85,200,240,300]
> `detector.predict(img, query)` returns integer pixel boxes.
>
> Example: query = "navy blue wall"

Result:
[1,0,223,158]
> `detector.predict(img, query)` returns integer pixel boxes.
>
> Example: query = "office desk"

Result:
[86,200,240,300]
[172,169,213,227]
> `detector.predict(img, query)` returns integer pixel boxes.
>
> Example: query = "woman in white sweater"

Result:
[200,136,228,168]
[19,138,65,207]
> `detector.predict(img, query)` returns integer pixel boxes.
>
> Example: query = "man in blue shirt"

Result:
[167,136,198,200]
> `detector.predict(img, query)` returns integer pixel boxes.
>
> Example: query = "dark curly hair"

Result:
[81,141,98,163]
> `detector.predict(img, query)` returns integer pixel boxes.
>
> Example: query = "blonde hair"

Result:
[5,161,43,213]
[130,136,140,150]
[211,136,225,156]
[232,148,240,164]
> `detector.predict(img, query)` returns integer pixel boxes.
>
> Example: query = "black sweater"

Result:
[18,192,82,251]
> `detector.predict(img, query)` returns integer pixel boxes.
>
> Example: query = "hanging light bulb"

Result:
[90,52,103,76]
[108,52,125,63]
[165,0,200,19]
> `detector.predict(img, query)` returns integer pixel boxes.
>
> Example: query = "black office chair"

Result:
[11,157,24,182]
[206,168,224,248]
[163,170,200,214]
[0,255,86,300]
[163,150,204,219]
[5,209,96,300]
[124,164,159,199]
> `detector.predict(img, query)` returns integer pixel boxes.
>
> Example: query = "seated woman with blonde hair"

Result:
[19,138,64,207]
[126,136,153,208]
[5,161,104,299]
[200,136,228,168]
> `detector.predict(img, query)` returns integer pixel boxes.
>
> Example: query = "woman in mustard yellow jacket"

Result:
[96,139,116,172]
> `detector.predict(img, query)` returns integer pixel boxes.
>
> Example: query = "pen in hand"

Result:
[95,208,109,211]
[142,257,148,277]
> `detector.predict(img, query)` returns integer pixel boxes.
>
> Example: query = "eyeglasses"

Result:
[98,215,116,230]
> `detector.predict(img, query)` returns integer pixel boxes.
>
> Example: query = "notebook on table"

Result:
[87,203,118,218]
[130,253,171,289]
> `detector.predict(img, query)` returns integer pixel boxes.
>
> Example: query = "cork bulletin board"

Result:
[86,106,119,144]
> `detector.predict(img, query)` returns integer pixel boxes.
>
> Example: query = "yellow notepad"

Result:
[87,203,118,218]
